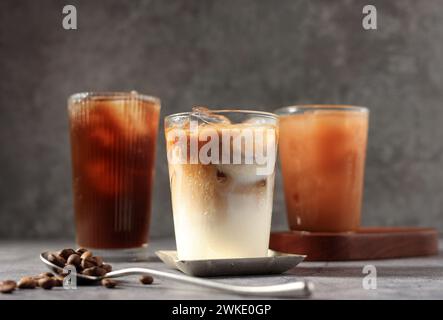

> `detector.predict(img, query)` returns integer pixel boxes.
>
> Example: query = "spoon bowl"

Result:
[40,252,100,283]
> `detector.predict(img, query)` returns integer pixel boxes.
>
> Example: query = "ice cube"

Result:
[222,126,276,173]
[98,100,152,137]
[85,160,124,196]
[89,127,115,149]
[168,113,190,128]
[191,106,231,125]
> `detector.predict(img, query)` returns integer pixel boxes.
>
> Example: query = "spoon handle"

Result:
[106,267,313,298]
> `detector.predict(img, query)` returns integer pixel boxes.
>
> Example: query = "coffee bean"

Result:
[80,251,93,260]
[101,278,117,289]
[59,248,76,260]
[53,277,63,287]
[94,267,107,277]
[67,254,81,267]
[17,277,36,289]
[139,275,154,285]
[76,247,88,255]
[0,280,16,294]
[48,253,66,268]
[82,266,106,277]
[34,272,56,287]
[92,256,103,267]
[82,267,95,276]
[38,272,55,278]
[38,278,55,290]
[102,264,112,273]
[81,257,96,269]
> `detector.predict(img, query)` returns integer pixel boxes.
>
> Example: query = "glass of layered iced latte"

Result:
[165,107,278,260]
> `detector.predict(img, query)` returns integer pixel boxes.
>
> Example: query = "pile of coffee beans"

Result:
[47,247,113,277]
[1,272,63,293]
[0,247,154,294]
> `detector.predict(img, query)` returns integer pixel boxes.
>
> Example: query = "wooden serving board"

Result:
[270,227,439,261]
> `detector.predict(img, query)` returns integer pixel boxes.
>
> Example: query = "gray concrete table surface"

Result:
[0,238,442,300]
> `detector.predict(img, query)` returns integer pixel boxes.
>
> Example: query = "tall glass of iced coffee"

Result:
[165,107,278,260]
[276,105,369,232]
[68,92,160,260]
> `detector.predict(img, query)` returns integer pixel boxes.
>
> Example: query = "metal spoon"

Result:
[40,252,313,298]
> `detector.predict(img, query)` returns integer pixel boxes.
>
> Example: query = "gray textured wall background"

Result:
[1,0,442,239]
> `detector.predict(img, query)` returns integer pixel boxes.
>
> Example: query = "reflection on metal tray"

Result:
[155,250,306,277]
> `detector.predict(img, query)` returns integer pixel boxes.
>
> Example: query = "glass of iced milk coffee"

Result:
[165,107,278,260]
[276,105,369,232]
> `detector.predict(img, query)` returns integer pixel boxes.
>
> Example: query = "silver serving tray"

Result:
[155,250,306,277]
